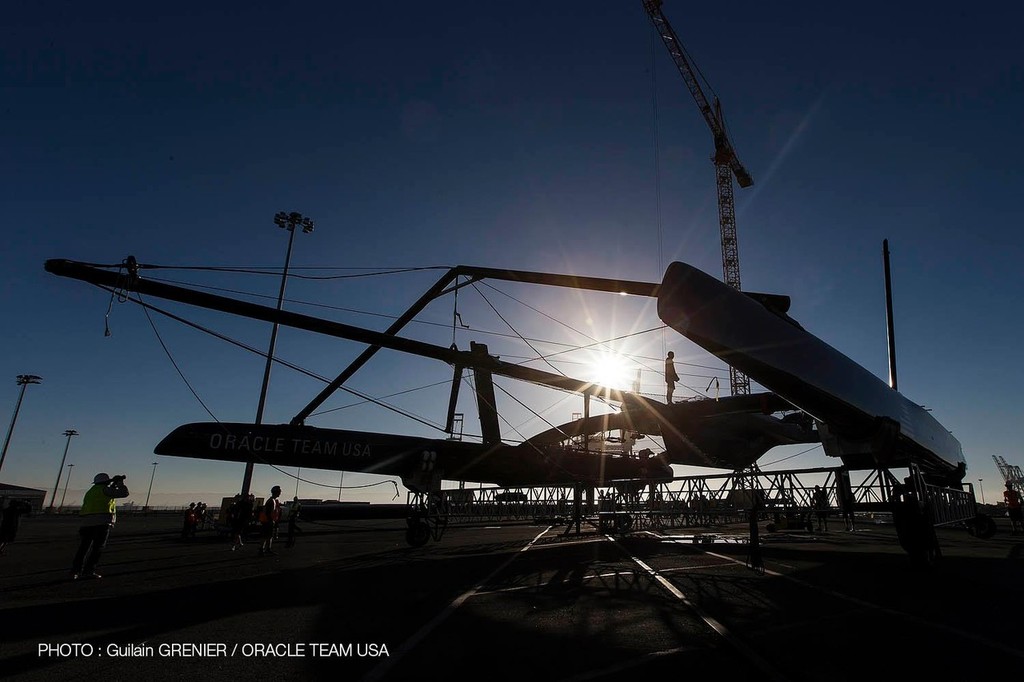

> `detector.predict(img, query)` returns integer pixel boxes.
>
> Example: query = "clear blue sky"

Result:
[2,1,1021,507]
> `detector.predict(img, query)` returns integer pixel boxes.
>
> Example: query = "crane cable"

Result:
[650,21,665,360]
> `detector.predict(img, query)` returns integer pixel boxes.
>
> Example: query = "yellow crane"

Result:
[642,0,752,395]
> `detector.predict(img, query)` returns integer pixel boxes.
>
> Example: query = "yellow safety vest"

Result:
[80,484,116,524]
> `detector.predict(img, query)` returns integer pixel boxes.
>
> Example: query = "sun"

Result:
[587,351,632,390]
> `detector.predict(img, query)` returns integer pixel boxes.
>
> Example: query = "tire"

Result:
[405,521,431,547]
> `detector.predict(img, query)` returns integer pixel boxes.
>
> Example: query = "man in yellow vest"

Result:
[71,472,129,580]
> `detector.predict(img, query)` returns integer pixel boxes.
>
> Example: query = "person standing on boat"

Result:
[665,351,680,403]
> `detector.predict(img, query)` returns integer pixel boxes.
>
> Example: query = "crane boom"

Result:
[642,0,752,395]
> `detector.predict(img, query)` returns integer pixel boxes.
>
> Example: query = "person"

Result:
[229,493,253,551]
[665,351,680,403]
[181,502,198,540]
[259,485,283,556]
[71,472,129,580]
[837,469,856,532]
[1004,482,1023,535]
[285,496,303,548]
[812,485,829,532]
[0,499,32,555]
[195,501,208,529]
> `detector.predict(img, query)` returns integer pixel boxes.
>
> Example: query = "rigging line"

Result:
[492,381,641,481]
[650,20,665,289]
[97,285,448,434]
[306,383,447,434]
[650,22,666,360]
[674,29,720,107]
[630,351,729,373]
[147,274,620,351]
[148,274,673,363]
[137,293,220,423]
[100,285,333,384]
[451,274,459,347]
[471,280,684,390]
[265,464,401,495]
[761,444,824,468]
[308,379,453,418]
[147,275,455,326]
[470,282,566,377]
[489,381,565,455]
[511,391,579,432]
[476,279,629,354]
[500,355,726,382]
[141,264,447,280]
[517,325,667,364]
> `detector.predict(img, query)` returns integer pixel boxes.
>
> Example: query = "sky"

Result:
[1,1,1022,508]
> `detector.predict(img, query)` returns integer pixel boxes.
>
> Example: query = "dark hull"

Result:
[657,262,966,481]
[155,422,673,489]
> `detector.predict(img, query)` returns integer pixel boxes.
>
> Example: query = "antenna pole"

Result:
[883,239,898,391]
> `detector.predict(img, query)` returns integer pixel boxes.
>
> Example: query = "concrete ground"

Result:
[2,512,1022,681]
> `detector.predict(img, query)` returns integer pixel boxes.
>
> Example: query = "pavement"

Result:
[2,512,1022,681]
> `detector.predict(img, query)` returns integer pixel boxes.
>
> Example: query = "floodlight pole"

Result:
[0,374,43,477]
[59,463,75,510]
[48,429,78,512]
[241,212,314,497]
[145,462,159,510]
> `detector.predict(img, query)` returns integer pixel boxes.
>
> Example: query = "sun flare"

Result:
[587,351,632,390]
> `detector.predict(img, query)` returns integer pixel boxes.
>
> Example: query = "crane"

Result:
[994,455,1024,488]
[642,0,752,396]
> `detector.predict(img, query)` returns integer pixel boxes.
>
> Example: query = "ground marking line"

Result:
[703,550,1024,661]
[555,644,702,682]
[607,535,791,682]
[359,526,551,682]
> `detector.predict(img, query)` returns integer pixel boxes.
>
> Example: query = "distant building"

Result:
[0,483,47,514]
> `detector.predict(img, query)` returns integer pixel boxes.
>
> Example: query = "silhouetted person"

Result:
[813,485,829,532]
[259,485,282,556]
[182,502,198,540]
[71,473,129,580]
[285,496,302,547]
[1005,482,1023,535]
[837,469,856,531]
[0,499,32,555]
[229,493,253,551]
[665,351,680,403]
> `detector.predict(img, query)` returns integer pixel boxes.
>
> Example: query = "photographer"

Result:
[70,473,129,580]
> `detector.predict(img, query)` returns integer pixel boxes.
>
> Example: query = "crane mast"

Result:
[642,0,752,396]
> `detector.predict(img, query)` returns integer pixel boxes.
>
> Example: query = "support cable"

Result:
[98,285,448,434]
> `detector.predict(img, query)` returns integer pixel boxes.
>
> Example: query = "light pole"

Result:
[241,211,314,497]
[48,429,79,512]
[60,463,75,510]
[978,478,985,505]
[145,462,159,510]
[0,374,42,477]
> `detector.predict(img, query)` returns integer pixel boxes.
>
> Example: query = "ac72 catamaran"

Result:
[45,256,972,552]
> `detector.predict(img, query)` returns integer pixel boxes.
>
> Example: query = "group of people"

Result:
[180,500,209,539]
[0,468,1020,581]
[59,475,303,580]
[226,486,302,553]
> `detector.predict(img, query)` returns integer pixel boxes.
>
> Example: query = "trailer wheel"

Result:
[406,521,431,547]
[967,514,996,539]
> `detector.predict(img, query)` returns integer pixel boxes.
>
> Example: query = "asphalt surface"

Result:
[2,512,1022,681]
